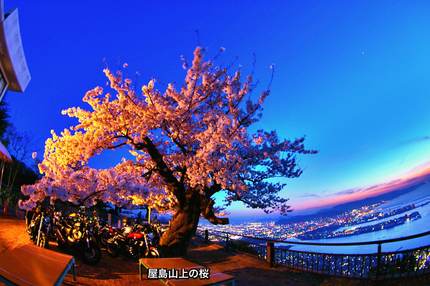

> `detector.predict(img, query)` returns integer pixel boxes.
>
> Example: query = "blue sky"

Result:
[5,1,430,216]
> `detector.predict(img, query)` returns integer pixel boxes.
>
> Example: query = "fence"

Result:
[196,228,430,280]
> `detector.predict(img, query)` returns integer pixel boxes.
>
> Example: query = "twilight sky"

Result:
[5,1,430,216]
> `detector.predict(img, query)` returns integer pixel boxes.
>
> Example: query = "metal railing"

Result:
[195,227,430,280]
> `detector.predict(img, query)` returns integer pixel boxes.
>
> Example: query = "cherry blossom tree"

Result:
[20,47,316,256]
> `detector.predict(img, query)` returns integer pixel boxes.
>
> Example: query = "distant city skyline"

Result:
[5,1,430,216]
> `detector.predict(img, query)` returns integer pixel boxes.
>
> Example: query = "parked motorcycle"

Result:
[26,205,50,248]
[25,207,38,241]
[106,222,160,259]
[57,207,101,264]
[95,220,116,248]
[27,205,102,265]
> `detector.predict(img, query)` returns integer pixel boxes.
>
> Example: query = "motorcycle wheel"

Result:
[106,241,120,257]
[37,233,49,249]
[127,245,139,259]
[28,222,38,242]
[28,230,37,243]
[82,240,101,265]
[100,232,110,248]
[57,240,67,250]
[145,247,160,258]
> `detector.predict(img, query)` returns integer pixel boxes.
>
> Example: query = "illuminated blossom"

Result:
[20,47,315,219]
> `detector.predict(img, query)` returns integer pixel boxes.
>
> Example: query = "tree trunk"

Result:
[15,206,20,218]
[2,199,8,216]
[159,193,201,257]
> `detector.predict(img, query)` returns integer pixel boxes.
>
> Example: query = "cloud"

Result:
[294,161,430,211]
[299,192,321,198]
[332,188,361,196]
[398,136,430,147]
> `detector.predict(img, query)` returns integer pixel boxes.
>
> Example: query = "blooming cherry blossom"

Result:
[20,47,316,256]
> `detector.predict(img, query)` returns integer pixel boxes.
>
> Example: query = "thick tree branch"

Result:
[207,182,222,197]
[107,142,128,150]
[112,132,187,204]
[161,120,188,154]
[80,189,102,205]
[201,195,229,225]
[140,136,186,204]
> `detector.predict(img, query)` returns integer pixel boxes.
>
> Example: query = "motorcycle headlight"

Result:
[73,229,83,240]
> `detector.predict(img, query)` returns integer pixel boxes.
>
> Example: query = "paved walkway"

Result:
[186,241,322,286]
[1,217,429,286]
[0,217,30,254]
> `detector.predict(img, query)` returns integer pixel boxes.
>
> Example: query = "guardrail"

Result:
[195,228,430,280]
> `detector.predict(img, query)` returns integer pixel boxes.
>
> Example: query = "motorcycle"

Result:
[106,222,160,259]
[95,219,116,248]
[56,207,102,265]
[26,205,50,248]
[27,205,101,265]
[25,208,39,242]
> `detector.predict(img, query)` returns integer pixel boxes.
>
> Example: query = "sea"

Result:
[283,182,430,254]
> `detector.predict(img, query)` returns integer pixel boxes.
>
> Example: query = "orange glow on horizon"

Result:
[293,161,430,211]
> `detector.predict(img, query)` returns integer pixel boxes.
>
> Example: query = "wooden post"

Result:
[204,229,209,243]
[0,162,5,215]
[376,243,382,280]
[266,241,275,267]
[139,261,143,280]
[225,233,230,251]
[2,200,7,216]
